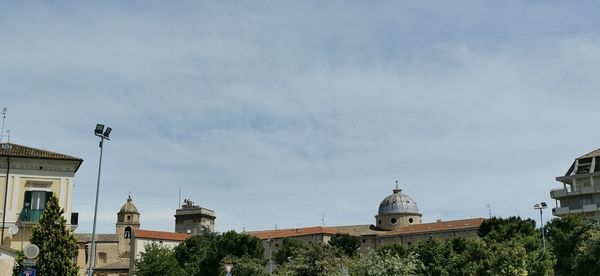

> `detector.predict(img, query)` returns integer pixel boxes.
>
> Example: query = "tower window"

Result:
[391,218,397,224]
[409,218,414,224]
[124,226,132,239]
[127,215,131,222]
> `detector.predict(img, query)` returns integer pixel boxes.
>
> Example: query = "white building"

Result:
[128,229,189,274]
[551,149,600,220]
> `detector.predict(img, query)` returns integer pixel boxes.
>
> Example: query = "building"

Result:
[249,185,484,257]
[0,142,82,250]
[76,195,141,276]
[551,149,600,220]
[174,198,216,234]
[77,195,197,275]
[128,229,189,274]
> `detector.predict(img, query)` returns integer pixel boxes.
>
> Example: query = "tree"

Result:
[174,230,265,276]
[275,242,343,276]
[348,251,423,276]
[273,238,307,265]
[572,227,600,275]
[222,255,269,276]
[545,214,596,275]
[478,216,537,242]
[29,195,78,275]
[11,250,24,276]
[135,243,185,276]
[329,233,361,257]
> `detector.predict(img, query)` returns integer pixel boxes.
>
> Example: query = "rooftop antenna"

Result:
[0,107,6,143]
[321,213,325,226]
[178,188,181,209]
[486,204,492,219]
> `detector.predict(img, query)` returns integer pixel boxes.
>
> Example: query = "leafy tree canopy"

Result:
[30,195,78,276]
[135,243,185,276]
[328,233,361,257]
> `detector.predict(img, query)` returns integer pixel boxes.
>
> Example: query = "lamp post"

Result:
[1,143,11,245]
[534,202,547,251]
[87,124,111,276]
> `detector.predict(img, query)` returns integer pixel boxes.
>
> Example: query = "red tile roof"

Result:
[249,226,339,240]
[377,218,485,237]
[134,229,190,241]
[0,143,82,161]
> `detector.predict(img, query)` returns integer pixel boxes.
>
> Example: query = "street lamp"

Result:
[534,202,547,251]
[87,124,111,276]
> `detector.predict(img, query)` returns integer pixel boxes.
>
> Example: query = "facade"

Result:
[174,198,216,234]
[128,229,189,274]
[0,142,82,250]
[76,196,142,276]
[0,245,17,275]
[249,186,484,257]
[551,149,600,220]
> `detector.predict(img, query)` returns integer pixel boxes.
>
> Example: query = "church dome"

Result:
[378,188,419,215]
[119,195,139,214]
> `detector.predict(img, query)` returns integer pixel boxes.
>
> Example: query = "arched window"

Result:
[127,215,131,222]
[124,226,132,239]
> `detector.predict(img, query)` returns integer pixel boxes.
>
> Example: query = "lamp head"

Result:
[541,202,547,208]
[94,124,105,136]
[534,203,540,209]
[103,127,112,139]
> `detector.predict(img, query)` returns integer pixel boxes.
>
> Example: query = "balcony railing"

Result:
[550,185,600,198]
[19,208,44,223]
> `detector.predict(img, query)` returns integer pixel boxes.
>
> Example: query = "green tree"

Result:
[174,230,265,276]
[29,195,78,275]
[546,214,596,275]
[329,233,361,257]
[413,238,450,276]
[135,243,185,276]
[348,251,423,276]
[485,239,528,276]
[478,216,537,242]
[572,227,600,275]
[375,243,410,258]
[11,250,24,276]
[221,255,269,276]
[275,242,343,276]
[273,238,307,265]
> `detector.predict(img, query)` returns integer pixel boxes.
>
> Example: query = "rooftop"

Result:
[0,142,82,161]
[249,226,339,240]
[134,229,190,241]
[377,218,485,237]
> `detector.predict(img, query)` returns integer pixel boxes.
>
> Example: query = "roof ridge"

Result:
[0,142,82,161]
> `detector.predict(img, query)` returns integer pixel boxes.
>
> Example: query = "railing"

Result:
[19,208,44,223]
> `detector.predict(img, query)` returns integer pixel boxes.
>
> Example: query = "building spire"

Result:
[393,180,402,194]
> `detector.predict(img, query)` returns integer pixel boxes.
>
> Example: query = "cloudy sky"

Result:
[2,1,599,234]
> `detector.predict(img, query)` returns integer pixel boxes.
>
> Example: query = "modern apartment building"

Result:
[551,149,600,220]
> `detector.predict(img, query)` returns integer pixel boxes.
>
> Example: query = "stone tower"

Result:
[116,195,140,257]
[174,198,215,235]
[375,183,422,231]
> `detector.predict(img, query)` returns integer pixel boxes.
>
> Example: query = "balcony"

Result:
[19,208,44,223]
[550,185,600,199]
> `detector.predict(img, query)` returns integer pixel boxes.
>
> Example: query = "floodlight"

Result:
[534,204,540,209]
[95,124,105,136]
[541,202,547,208]
[103,127,112,139]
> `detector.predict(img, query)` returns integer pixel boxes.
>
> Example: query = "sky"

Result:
[1,1,600,234]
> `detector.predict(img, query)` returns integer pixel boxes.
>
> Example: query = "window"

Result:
[124,226,132,239]
[408,218,414,224]
[21,191,53,222]
[391,218,397,224]
[98,252,107,264]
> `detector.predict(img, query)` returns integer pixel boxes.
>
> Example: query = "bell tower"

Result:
[116,195,140,257]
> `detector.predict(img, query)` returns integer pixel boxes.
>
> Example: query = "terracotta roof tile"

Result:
[134,229,190,241]
[377,218,485,237]
[248,226,339,240]
[0,143,82,161]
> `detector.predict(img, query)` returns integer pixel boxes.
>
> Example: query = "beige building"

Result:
[76,196,141,276]
[249,185,484,258]
[0,142,82,250]
[551,149,600,220]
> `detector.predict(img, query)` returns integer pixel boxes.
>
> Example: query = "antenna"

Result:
[178,188,181,209]
[0,107,6,143]
[321,213,325,226]
[486,204,492,219]
[395,180,399,190]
